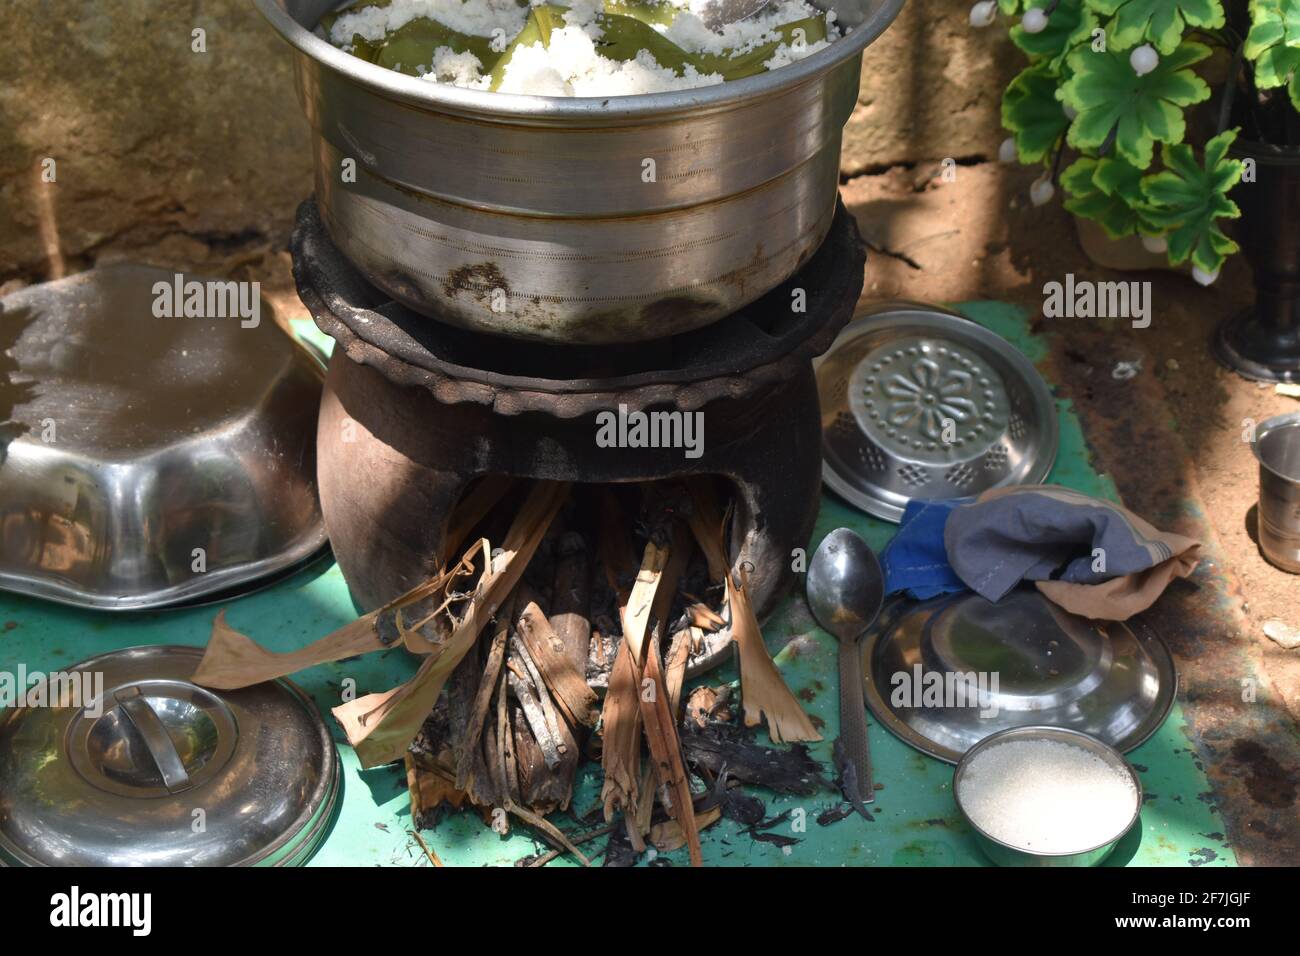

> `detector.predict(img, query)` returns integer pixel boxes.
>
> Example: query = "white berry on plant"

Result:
[1029,175,1055,206]
[1130,44,1159,76]
[999,137,1018,163]
[1021,8,1049,32]
[969,1,997,27]
[1192,265,1220,286]
[1141,234,1168,254]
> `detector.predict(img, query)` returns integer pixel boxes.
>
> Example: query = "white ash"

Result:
[959,739,1139,854]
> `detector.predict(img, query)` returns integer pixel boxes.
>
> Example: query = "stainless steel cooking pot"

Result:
[255,0,905,343]
[0,265,327,611]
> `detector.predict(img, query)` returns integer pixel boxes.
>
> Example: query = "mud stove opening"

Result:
[292,196,865,665]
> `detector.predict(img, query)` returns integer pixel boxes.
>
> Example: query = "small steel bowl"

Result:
[815,302,1058,521]
[953,726,1143,867]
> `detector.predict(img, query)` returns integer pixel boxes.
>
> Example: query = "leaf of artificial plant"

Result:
[1061,155,1155,237]
[1245,0,1300,109]
[1140,129,1243,273]
[1013,0,1099,69]
[1003,63,1072,162]
[1085,0,1225,54]
[1061,41,1211,168]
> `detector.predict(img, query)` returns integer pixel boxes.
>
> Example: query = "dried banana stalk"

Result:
[685,479,821,744]
[334,480,570,768]
[193,566,463,689]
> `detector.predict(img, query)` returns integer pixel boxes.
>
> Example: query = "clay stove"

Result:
[291,198,865,621]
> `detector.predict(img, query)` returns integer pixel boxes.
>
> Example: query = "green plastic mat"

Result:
[0,304,1236,868]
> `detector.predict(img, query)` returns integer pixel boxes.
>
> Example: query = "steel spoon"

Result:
[807,527,885,806]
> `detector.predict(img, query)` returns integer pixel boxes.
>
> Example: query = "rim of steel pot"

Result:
[254,0,908,123]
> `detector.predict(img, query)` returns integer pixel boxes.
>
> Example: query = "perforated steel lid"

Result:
[0,645,338,866]
[816,302,1059,521]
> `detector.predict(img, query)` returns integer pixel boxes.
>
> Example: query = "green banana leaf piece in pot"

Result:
[376,16,499,75]
[602,0,679,26]
[691,15,828,81]
[489,4,568,89]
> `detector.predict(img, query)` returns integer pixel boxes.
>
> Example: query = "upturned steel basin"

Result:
[255,0,905,344]
[0,265,327,611]
[816,302,1059,521]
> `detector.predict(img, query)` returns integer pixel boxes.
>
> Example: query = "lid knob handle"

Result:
[115,687,192,794]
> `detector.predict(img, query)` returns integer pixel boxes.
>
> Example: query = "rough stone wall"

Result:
[0,1,312,280]
[842,0,1017,175]
[0,0,1016,281]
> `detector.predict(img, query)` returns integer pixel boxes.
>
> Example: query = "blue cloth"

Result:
[881,498,970,599]
[942,485,1196,607]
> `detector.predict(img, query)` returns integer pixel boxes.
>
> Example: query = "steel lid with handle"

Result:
[0,646,339,866]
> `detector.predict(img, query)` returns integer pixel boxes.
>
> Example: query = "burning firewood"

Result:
[550,531,592,674]
[507,645,566,768]
[515,602,599,729]
[507,628,580,813]
[604,494,703,866]
[195,473,826,867]
[405,752,471,830]
[455,598,511,800]
[491,647,591,865]
[334,481,571,768]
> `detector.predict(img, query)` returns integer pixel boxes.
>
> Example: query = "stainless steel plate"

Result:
[816,302,1059,521]
[862,588,1177,763]
[0,264,327,610]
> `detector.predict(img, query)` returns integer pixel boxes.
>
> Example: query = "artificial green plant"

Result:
[972,0,1300,282]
